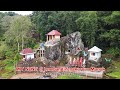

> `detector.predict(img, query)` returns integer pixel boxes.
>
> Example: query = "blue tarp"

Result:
[40,43,45,48]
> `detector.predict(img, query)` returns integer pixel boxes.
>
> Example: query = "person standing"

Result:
[73,58,76,67]
[79,57,83,67]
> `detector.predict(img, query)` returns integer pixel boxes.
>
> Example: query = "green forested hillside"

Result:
[0,11,120,78]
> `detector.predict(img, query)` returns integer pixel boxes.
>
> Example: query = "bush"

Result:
[14,53,21,62]
[2,59,14,66]
[106,47,120,58]
[5,65,14,71]
[5,50,14,59]
[33,43,40,49]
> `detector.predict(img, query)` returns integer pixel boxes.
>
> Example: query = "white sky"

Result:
[0,11,33,15]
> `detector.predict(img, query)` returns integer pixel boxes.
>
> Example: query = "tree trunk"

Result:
[14,60,16,75]
[18,42,19,52]
[17,36,19,52]
[22,35,24,50]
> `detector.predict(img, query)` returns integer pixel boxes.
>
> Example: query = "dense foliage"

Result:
[0,11,120,78]
[30,11,120,54]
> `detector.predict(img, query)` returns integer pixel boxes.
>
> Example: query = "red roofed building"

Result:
[46,30,61,41]
[20,48,35,61]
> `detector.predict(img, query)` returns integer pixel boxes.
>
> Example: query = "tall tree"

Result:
[100,11,120,48]
[0,16,14,35]
[30,11,80,40]
[95,11,112,50]
[4,16,32,52]
[76,11,98,48]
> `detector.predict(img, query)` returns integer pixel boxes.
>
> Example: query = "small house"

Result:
[46,30,61,41]
[88,46,102,62]
[20,48,35,61]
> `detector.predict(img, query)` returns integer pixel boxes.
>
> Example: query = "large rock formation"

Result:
[63,31,84,56]
[44,41,61,61]
[44,31,84,61]
[17,31,85,68]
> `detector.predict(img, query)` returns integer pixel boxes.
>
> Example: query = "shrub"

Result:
[106,47,120,58]
[5,65,14,71]
[5,50,14,59]
[2,59,14,66]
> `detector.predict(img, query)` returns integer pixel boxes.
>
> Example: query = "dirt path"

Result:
[10,72,100,79]
[10,73,45,79]
[10,66,105,79]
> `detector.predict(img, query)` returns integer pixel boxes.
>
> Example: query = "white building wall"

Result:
[26,53,34,60]
[55,35,60,40]
[98,52,101,58]
[89,52,101,61]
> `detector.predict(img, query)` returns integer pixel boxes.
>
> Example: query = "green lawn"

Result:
[0,60,15,79]
[106,59,120,79]
[57,73,82,79]
[107,72,120,78]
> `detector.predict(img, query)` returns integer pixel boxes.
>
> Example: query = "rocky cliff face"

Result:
[44,31,84,61]
[44,42,61,61]
[63,31,84,55]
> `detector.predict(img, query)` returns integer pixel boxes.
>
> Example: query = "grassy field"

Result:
[106,58,120,79]
[0,60,15,79]
[57,73,82,79]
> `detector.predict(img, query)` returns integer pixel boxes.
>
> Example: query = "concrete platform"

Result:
[76,70,105,78]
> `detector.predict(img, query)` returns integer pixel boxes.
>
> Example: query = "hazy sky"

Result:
[0,11,33,15]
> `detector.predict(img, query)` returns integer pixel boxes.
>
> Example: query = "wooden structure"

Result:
[46,30,61,41]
